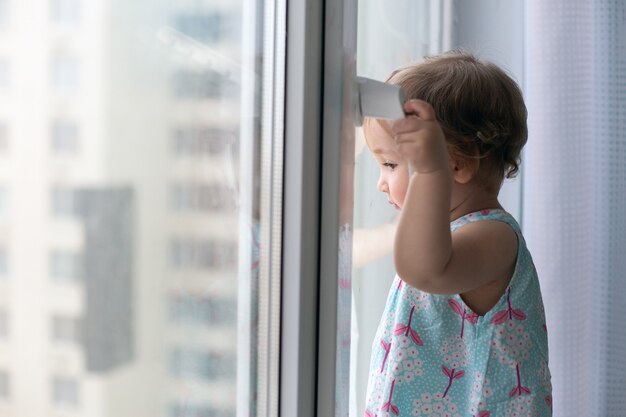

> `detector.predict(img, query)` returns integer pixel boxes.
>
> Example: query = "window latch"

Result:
[354,76,405,126]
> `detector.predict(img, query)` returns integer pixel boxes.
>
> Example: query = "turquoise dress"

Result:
[364,209,552,417]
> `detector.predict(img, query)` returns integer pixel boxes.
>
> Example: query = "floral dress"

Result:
[364,209,552,417]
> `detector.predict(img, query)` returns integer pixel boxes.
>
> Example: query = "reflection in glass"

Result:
[351,2,449,416]
[3,0,262,416]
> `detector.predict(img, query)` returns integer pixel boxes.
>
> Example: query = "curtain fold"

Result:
[524,2,626,415]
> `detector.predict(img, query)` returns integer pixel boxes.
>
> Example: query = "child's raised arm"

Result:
[392,100,517,296]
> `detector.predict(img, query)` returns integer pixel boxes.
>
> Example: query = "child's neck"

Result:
[449,181,502,222]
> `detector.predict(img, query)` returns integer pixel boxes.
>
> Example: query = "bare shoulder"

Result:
[452,219,519,274]
[423,218,518,296]
[453,220,519,314]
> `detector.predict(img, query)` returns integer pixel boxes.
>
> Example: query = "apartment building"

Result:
[0,0,241,416]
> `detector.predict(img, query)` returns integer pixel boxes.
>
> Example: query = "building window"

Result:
[0,371,8,400]
[172,13,238,44]
[0,123,7,151]
[171,126,238,156]
[0,309,7,339]
[0,187,7,216]
[170,239,237,270]
[0,248,7,279]
[169,294,236,327]
[0,59,8,92]
[169,349,236,381]
[0,0,7,27]
[51,0,80,25]
[50,251,83,282]
[52,377,79,407]
[52,315,83,344]
[52,121,79,153]
[171,70,236,100]
[51,55,79,94]
[169,403,234,417]
[51,187,80,218]
[170,183,235,212]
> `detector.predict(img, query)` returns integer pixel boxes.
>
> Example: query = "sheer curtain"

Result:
[524,2,626,415]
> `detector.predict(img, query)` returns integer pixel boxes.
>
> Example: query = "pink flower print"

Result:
[545,395,552,407]
[448,298,478,338]
[509,363,531,397]
[397,335,411,350]
[364,409,376,417]
[440,336,469,369]
[491,321,532,368]
[474,412,491,417]
[381,318,394,338]
[388,355,424,386]
[480,209,490,216]
[364,371,386,413]
[468,372,493,414]
[394,306,423,346]
[441,365,464,398]
[380,339,392,373]
[412,392,461,417]
[505,394,536,417]
[381,379,399,415]
[405,287,430,311]
[491,288,526,324]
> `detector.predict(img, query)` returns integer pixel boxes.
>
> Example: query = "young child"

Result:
[363,51,552,417]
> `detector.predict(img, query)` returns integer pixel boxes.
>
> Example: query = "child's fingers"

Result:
[403,99,437,120]
[393,131,426,146]
[391,117,422,135]
[391,100,437,134]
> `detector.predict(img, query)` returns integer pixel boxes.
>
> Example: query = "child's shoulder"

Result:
[451,208,520,233]
[419,209,518,297]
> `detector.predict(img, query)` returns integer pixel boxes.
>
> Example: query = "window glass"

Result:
[0,60,8,92]
[351,2,449,416]
[52,377,79,407]
[51,55,79,94]
[171,12,239,44]
[51,187,79,218]
[50,251,83,282]
[0,0,7,27]
[52,121,79,153]
[52,315,83,344]
[0,248,8,278]
[51,0,80,25]
[0,309,7,338]
[6,0,268,416]
[0,371,8,400]
[351,2,524,416]
[0,123,8,151]
[0,187,7,216]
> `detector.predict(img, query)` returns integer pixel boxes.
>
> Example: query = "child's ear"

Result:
[450,157,479,184]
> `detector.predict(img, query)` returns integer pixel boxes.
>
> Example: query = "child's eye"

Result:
[382,162,398,170]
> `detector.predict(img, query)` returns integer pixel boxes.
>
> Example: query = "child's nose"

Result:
[377,176,388,193]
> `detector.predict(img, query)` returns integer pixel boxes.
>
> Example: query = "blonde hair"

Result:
[386,50,528,189]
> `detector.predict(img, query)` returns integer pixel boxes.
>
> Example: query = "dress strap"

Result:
[450,209,521,234]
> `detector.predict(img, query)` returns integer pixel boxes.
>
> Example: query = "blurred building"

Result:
[0,0,241,416]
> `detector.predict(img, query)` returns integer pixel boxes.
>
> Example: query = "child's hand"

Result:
[391,100,449,174]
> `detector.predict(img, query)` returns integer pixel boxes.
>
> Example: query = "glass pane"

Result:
[352,3,444,415]
[352,2,524,417]
[1,0,267,416]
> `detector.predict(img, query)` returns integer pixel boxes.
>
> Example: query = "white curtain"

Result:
[524,2,626,415]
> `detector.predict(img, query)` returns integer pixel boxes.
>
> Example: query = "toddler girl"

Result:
[363,51,552,417]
